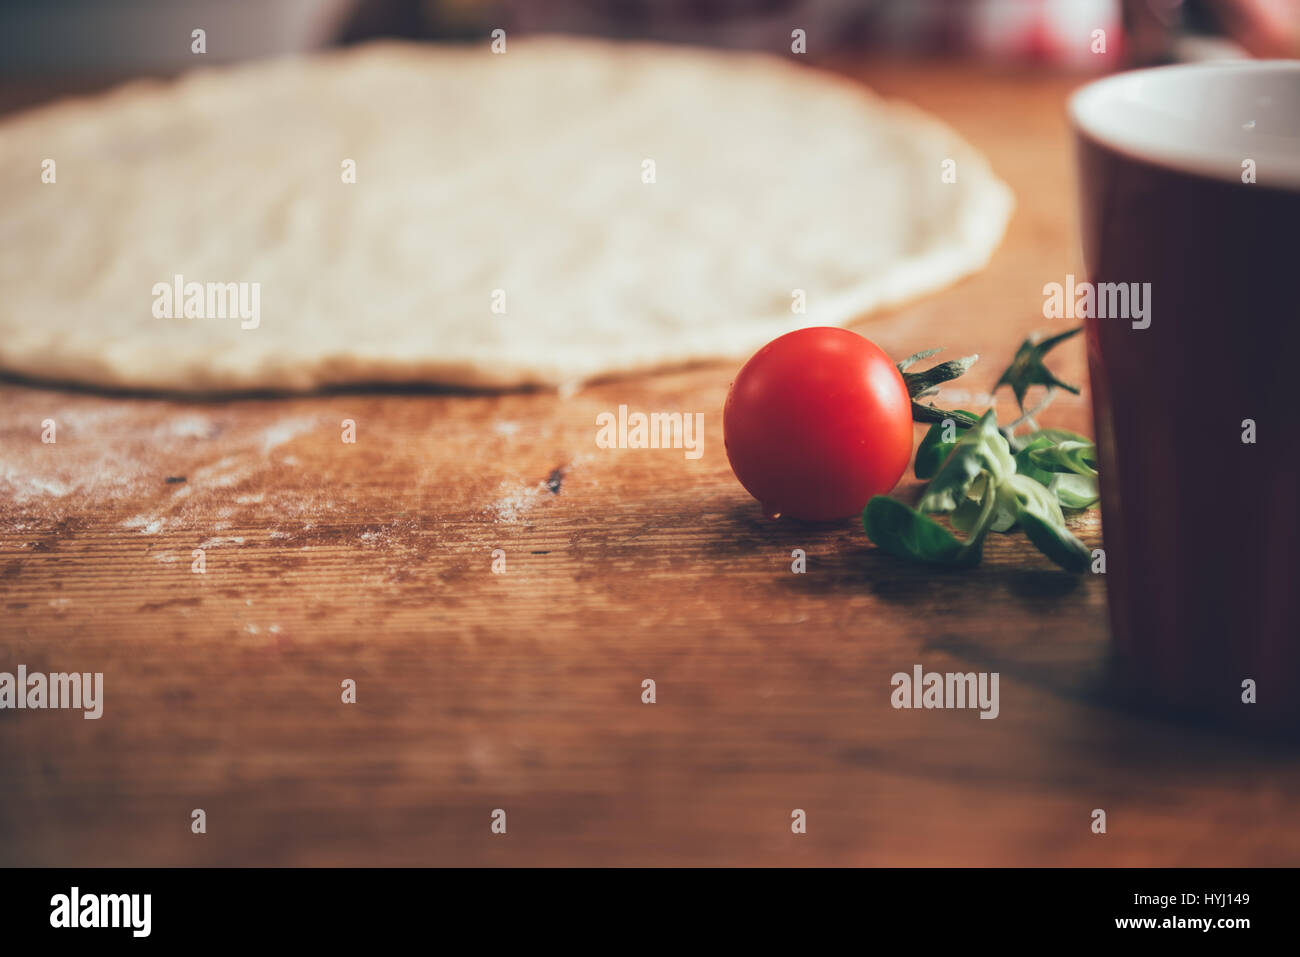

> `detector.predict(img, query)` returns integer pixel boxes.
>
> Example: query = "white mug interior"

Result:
[1069,60,1300,189]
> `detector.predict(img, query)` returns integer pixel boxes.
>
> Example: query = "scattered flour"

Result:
[4,412,321,522]
[156,414,216,440]
[259,416,319,453]
[198,536,245,548]
[0,468,75,501]
[489,482,545,523]
[122,515,166,534]
[106,415,322,533]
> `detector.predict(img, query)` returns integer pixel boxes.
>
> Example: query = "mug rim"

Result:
[1068,60,1300,191]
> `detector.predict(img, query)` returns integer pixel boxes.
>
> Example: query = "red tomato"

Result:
[723,327,913,521]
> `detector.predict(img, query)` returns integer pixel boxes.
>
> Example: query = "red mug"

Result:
[1070,62,1300,736]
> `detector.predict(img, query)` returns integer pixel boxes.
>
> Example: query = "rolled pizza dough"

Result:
[0,38,1012,392]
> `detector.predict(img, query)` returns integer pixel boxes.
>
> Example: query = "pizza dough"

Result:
[0,38,1012,392]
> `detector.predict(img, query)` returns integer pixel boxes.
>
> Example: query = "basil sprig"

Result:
[867,329,1096,572]
[864,411,1092,572]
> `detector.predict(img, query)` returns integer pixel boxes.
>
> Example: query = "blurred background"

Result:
[0,0,1296,80]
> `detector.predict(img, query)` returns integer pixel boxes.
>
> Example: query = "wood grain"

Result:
[2,60,1298,867]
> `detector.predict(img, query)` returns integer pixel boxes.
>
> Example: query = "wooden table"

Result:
[3,61,1298,867]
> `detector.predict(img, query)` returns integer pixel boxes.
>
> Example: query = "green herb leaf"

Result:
[1004,473,1067,525]
[1027,439,1097,476]
[1012,435,1057,486]
[1017,508,1092,572]
[987,481,1023,533]
[1004,473,1091,571]
[863,496,983,567]
[1027,427,1092,446]
[1012,430,1098,508]
[919,410,1015,514]
[994,327,1082,411]
[914,410,977,480]
[949,492,986,533]
[1048,472,1100,509]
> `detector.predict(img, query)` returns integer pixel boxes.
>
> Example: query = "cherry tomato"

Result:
[723,327,913,521]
